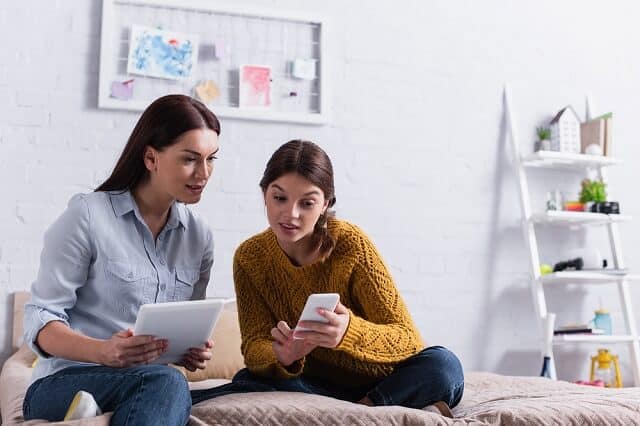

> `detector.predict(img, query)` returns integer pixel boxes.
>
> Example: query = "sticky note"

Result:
[195,80,220,103]
[292,59,317,80]
[213,41,224,59]
[110,79,134,100]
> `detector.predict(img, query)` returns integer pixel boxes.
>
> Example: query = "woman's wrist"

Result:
[276,353,294,367]
[89,338,108,365]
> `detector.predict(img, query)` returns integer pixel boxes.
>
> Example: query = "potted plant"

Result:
[579,179,607,212]
[535,126,551,151]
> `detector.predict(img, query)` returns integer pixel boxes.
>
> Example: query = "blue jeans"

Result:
[23,364,191,425]
[192,346,464,409]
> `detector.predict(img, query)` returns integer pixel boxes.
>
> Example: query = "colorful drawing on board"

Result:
[239,65,272,108]
[127,26,199,80]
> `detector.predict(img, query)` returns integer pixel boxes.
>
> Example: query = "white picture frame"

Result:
[98,0,330,125]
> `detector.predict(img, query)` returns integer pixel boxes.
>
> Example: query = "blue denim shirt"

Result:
[23,190,214,383]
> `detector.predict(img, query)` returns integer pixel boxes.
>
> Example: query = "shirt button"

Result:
[160,283,166,291]
[159,259,165,265]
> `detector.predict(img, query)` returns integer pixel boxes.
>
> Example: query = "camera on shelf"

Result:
[553,257,584,272]
[590,201,620,214]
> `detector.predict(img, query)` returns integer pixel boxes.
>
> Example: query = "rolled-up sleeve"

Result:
[191,227,213,301]
[23,194,92,358]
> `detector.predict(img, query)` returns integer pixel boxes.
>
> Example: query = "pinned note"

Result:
[213,41,225,59]
[292,59,317,80]
[110,79,134,100]
[195,80,220,103]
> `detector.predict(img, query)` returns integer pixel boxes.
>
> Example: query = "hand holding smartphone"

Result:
[294,293,340,338]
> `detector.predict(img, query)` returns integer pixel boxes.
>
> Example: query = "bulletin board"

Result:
[98,0,329,124]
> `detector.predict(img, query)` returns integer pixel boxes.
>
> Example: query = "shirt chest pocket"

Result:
[104,261,156,306]
[172,267,199,301]
[105,261,155,284]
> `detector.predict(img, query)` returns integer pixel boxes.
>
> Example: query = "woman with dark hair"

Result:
[23,94,221,424]
[191,140,464,417]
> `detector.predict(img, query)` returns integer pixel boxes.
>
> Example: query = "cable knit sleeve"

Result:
[335,230,424,363]
[233,251,304,378]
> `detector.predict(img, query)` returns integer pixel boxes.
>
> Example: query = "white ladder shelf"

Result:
[504,85,640,386]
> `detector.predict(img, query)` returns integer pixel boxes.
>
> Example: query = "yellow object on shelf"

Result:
[540,264,553,275]
[590,348,622,388]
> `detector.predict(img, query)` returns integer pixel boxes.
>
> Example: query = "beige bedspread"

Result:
[455,372,640,425]
[188,372,640,426]
[2,345,640,425]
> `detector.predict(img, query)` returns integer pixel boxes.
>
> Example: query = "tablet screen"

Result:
[133,299,225,364]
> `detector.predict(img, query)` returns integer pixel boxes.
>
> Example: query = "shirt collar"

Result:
[166,201,189,230]
[109,190,189,230]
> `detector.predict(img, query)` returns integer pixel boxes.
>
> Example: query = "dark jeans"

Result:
[23,364,191,425]
[192,345,464,409]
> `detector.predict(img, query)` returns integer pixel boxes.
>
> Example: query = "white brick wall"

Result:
[1,0,640,385]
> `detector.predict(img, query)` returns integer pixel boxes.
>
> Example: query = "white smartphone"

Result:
[294,293,340,338]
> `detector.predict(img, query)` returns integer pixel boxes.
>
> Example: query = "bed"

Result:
[2,292,640,425]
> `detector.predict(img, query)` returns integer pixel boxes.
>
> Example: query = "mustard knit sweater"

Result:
[233,219,424,387]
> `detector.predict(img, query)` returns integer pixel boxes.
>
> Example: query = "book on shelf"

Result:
[602,113,612,156]
[581,113,612,156]
[554,324,605,335]
[580,117,605,154]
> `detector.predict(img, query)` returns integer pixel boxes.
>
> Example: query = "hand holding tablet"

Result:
[133,299,225,364]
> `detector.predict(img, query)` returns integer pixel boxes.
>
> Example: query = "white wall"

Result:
[2,0,640,384]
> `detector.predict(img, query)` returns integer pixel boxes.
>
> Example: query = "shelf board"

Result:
[553,334,636,344]
[521,151,620,169]
[540,271,640,285]
[530,211,631,226]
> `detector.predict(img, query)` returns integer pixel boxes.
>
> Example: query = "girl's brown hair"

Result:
[260,140,337,258]
[96,94,220,192]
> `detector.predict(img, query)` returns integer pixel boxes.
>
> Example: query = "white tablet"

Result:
[133,299,225,365]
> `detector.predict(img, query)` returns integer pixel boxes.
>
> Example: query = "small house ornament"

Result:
[549,106,581,153]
